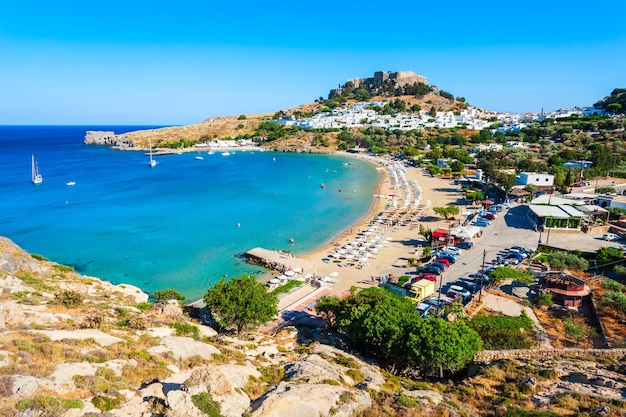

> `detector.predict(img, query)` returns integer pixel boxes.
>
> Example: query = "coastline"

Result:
[265,153,464,309]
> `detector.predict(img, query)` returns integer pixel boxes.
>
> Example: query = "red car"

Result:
[481,213,496,221]
[419,273,437,281]
[435,258,450,268]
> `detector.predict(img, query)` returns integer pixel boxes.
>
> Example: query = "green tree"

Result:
[407,318,482,378]
[433,205,459,220]
[596,246,624,267]
[154,288,186,303]
[497,173,516,194]
[203,274,278,334]
[449,160,465,172]
[316,287,418,364]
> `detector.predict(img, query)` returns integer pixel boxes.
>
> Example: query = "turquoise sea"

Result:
[0,126,380,301]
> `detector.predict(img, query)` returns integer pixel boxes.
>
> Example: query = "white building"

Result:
[517,172,554,187]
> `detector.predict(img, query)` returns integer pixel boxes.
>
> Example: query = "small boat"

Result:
[195,155,204,160]
[221,152,230,156]
[207,151,215,155]
[289,237,295,244]
[66,181,76,186]
[31,155,43,184]
[147,138,158,167]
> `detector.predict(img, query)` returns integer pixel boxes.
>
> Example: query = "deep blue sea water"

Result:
[0,126,379,301]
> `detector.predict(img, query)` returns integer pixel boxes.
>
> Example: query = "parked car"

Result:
[417,264,442,275]
[419,273,438,281]
[438,250,458,260]
[510,246,533,255]
[455,241,474,250]
[438,255,456,265]
[431,261,448,271]
[454,280,480,293]
[468,273,490,283]
[474,218,490,227]
[459,277,488,288]
[447,285,471,299]
[426,295,456,308]
[602,233,620,241]
[481,213,496,221]
[507,248,529,258]
[505,251,524,261]
[435,258,450,268]
[442,246,462,255]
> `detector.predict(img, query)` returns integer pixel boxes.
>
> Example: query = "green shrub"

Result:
[603,279,626,292]
[171,322,200,338]
[397,275,410,286]
[191,392,222,417]
[547,251,589,271]
[323,379,341,386]
[30,254,48,261]
[270,279,301,296]
[154,288,186,302]
[16,396,83,414]
[534,292,553,307]
[346,369,364,384]
[55,290,83,308]
[91,395,120,412]
[135,302,153,311]
[599,291,626,315]
[395,394,418,408]
[53,264,75,273]
[469,312,535,349]
[488,267,534,284]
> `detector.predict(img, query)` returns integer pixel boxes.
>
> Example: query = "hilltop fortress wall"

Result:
[331,70,429,98]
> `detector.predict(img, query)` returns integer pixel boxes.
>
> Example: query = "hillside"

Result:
[1,236,626,416]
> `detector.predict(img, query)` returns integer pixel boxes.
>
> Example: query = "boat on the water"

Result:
[195,155,204,160]
[31,155,42,184]
[221,152,230,156]
[66,181,76,186]
[148,139,157,167]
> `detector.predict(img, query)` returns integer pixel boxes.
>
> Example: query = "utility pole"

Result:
[479,249,486,302]
[437,272,443,316]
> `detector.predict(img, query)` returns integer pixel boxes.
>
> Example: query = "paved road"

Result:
[436,204,539,289]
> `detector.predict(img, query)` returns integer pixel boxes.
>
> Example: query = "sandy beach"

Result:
[276,154,465,311]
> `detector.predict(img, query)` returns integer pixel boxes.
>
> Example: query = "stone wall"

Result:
[475,348,626,363]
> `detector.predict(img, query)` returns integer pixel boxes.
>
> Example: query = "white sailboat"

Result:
[31,155,43,184]
[149,139,157,167]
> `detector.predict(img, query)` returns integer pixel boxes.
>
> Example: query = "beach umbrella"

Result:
[330,271,339,277]
[269,278,280,284]
[481,199,495,205]
[284,270,295,277]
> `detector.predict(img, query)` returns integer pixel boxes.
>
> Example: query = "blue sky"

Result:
[1,1,625,125]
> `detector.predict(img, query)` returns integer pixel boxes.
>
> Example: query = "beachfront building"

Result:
[517,172,554,187]
[595,195,626,210]
[526,195,586,231]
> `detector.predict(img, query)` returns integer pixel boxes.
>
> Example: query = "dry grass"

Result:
[588,278,626,347]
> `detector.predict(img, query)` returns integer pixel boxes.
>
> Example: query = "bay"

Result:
[0,126,380,301]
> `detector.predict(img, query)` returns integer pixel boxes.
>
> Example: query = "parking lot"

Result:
[430,204,616,300]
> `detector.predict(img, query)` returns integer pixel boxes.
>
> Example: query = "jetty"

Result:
[245,247,315,275]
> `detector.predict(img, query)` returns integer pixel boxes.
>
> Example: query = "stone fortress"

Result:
[330,70,430,97]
